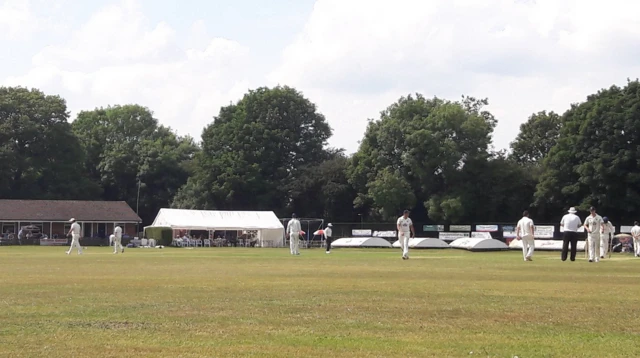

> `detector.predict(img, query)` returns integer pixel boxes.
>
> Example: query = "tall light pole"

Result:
[136,179,141,214]
[136,179,141,235]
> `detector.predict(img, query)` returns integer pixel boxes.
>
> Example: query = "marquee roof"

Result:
[148,208,284,231]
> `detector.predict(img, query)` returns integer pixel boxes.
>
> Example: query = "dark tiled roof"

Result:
[0,200,141,222]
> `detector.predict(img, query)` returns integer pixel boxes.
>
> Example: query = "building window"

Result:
[83,223,92,237]
[2,223,16,234]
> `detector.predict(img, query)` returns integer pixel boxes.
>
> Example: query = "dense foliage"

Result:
[2,80,639,224]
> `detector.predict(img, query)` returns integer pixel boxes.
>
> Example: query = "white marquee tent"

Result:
[147,209,285,247]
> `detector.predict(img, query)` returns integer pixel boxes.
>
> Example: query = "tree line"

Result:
[1,80,639,225]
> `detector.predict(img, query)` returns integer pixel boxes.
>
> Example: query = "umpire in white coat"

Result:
[324,223,333,254]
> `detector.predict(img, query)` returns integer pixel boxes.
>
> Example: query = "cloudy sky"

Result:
[2,0,639,153]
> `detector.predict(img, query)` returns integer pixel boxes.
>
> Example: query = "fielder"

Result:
[287,213,302,256]
[66,218,83,255]
[113,224,124,254]
[600,217,614,258]
[396,210,415,260]
[632,221,640,257]
[516,210,535,261]
[584,207,604,263]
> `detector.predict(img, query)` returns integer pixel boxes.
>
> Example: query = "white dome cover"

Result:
[331,237,392,248]
[450,237,508,251]
[392,238,450,249]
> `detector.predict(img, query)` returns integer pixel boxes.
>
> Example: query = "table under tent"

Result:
[144,209,285,248]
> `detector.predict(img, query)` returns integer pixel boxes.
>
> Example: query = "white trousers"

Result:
[600,234,610,257]
[634,238,640,256]
[289,232,300,255]
[398,232,410,257]
[587,234,601,261]
[68,235,83,254]
[521,235,535,260]
[113,236,123,253]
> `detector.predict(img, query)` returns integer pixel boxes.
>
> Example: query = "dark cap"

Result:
[589,206,596,212]
[292,213,297,218]
[403,210,410,214]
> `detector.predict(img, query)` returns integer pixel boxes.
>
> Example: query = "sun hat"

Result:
[69,218,76,222]
[568,207,577,214]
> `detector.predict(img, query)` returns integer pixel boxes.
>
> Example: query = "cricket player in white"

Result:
[584,206,604,262]
[66,218,83,255]
[287,214,302,256]
[396,210,415,260]
[113,225,124,254]
[631,221,640,257]
[324,223,333,254]
[516,210,535,261]
[600,217,614,258]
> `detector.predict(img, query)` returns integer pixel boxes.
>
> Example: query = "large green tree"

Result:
[173,86,333,216]
[348,94,499,223]
[287,150,357,221]
[510,111,562,164]
[459,151,537,222]
[503,111,563,219]
[535,80,640,222]
[0,87,99,199]
[72,105,198,224]
[366,167,416,221]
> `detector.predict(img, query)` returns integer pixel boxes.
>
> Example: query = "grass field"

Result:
[1,247,640,358]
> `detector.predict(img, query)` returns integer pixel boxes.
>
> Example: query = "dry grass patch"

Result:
[1,247,639,357]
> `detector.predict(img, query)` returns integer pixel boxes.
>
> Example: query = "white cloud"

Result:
[4,0,640,154]
[0,0,36,39]
[269,0,640,153]
[3,0,253,141]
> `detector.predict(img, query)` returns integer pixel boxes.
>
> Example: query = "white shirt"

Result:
[397,216,413,233]
[584,214,604,235]
[602,222,614,235]
[70,222,81,237]
[324,227,332,239]
[561,214,582,232]
[516,217,534,238]
[287,219,301,234]
[114,226,122,238]
[631,225,640,239]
